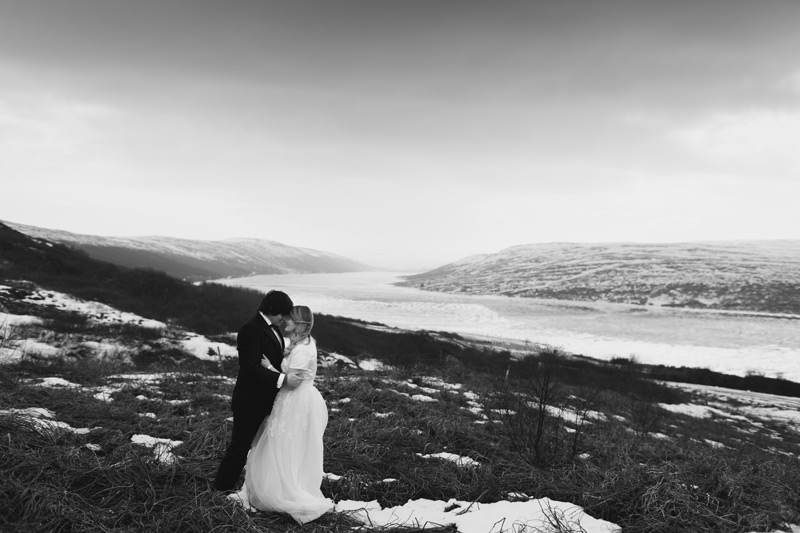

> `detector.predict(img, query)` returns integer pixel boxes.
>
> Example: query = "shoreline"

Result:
[394,283,800,321]
[216,273,800,385]
[343,315,800,392]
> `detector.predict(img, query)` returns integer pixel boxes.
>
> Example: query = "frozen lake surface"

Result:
[216,272,800,383]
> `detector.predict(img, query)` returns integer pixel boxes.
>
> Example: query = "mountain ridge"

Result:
[2,221,374,281]
[399,240,800,315]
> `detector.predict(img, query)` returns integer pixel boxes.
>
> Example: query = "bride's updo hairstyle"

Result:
[288,305,314,346]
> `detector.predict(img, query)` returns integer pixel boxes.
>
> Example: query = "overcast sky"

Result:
[2,0,799,270]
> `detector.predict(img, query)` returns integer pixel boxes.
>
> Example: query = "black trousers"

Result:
[214,412,264,491]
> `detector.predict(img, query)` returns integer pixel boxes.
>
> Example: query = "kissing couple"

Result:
[213,290,333,524]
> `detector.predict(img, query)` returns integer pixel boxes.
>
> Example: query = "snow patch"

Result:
[334,497,620,533]
[131,434,182,464]
[416,452,480,467]
[0,407,92,435]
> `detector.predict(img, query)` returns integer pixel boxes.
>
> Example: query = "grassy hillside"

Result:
[3,222,800,532]
[3,326,799,531]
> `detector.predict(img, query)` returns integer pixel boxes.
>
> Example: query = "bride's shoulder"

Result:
[299,336,317,351]
[290,336,316,355]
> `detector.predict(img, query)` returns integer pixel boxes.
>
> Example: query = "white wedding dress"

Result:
[244,337,333,524]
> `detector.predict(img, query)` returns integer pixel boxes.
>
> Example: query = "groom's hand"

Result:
[284,370,306,389]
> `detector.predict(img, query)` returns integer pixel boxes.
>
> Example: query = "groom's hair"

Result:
[258,290,293,316]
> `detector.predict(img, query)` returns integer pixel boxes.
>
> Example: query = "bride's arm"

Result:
[286,341,317,376]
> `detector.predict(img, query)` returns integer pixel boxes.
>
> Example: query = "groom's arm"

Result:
[237,325,281,389]
[259,355,292,388]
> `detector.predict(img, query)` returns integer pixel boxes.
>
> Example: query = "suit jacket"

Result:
[230,313,285,418]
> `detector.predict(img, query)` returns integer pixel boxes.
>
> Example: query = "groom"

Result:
[214,289,303,492]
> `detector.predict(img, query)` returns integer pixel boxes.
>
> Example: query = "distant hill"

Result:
[3,221,373,281]
[399,241,800,315]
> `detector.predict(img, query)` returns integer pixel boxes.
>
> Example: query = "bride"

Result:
[244,305,333,524]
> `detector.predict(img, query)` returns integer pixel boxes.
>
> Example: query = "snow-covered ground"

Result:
[662,382,800,427]
[0,284,236,363]
[2,283,799,532]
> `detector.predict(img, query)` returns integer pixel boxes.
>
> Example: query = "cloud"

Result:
[781,70,800,93]
[0,84,119,163]
[3,0,800,268]
[672,109,800,175]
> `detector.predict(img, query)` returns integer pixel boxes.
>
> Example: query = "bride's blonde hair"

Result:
[287,305,314,347]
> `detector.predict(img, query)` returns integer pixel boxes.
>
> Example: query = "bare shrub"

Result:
[486,348,595,466]
[629,397,666,437]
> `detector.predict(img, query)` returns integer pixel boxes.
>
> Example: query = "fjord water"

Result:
[218,272,800,384]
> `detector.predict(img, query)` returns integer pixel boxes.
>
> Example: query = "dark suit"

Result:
[214,313,285,491]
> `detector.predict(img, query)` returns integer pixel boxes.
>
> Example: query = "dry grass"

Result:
[2,350,799,533]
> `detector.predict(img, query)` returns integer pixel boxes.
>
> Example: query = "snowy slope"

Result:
[4,221,373,281]
[400,241,800,314]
